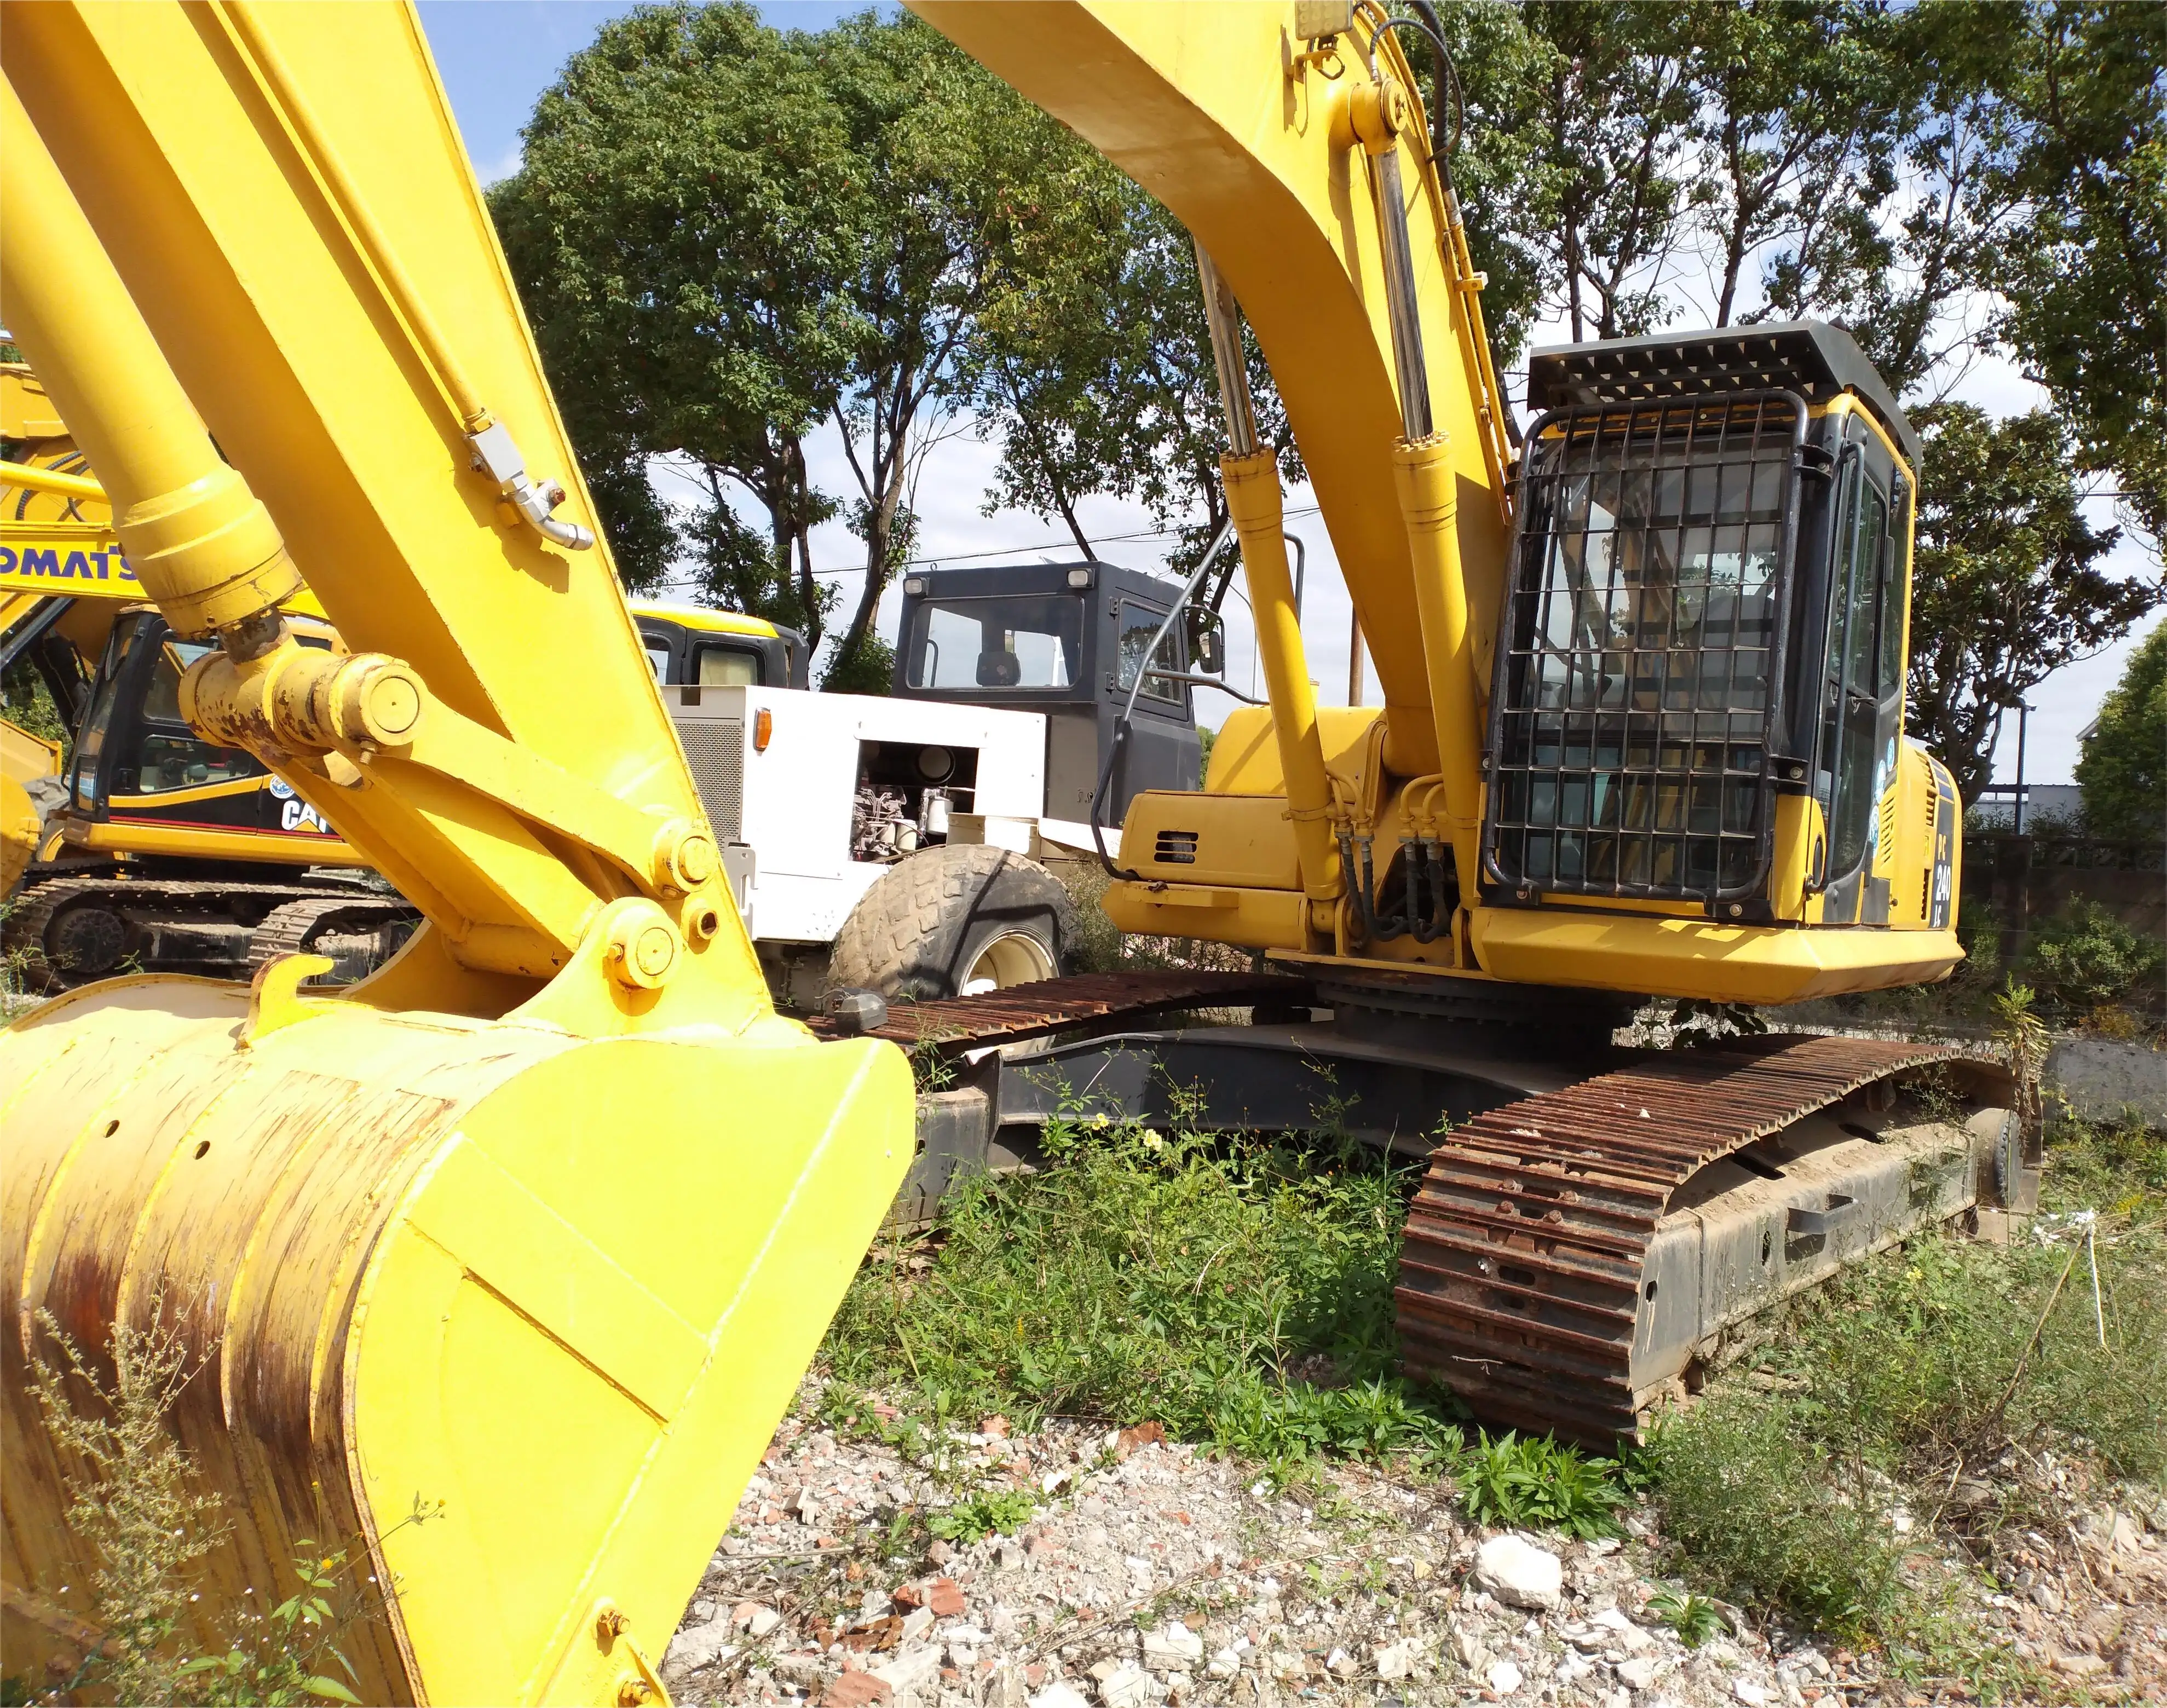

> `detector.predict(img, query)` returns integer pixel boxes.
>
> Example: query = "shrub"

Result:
[2020,898,2164,1017]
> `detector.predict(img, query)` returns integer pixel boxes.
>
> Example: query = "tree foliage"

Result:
[489,2,853,626]
[1985,1,2167,543]
[492,0,2160,735]
[2074,622,2166,841]
[1904,402,2146,799]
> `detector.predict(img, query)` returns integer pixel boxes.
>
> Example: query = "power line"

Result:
[791,505,1327,577]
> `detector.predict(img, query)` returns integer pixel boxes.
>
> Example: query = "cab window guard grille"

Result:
[1482,390,1807,906]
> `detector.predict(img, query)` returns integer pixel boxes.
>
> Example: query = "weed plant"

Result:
[1646,1114,2167,1681]
[927,1488,1040,1545]
[822,1101,1468,1479]
[9,1307,426,1707]
[1457,1430,1627,1538]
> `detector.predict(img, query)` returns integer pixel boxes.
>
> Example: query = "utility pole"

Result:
[1348,609,1365,705]
[2012,701,2032,835]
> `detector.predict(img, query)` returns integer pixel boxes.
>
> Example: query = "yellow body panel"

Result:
[1119,791,1302,891]
[1102,880,1312,950]
[2,769,37,891]
[1468,907,1962,1004]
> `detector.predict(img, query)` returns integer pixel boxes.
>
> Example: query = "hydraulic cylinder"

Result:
[1393,432,1484,915]
[0,75,300,647]
[1221,450,1341,913]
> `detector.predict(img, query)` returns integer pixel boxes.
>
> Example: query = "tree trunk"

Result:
[833,416,911,672]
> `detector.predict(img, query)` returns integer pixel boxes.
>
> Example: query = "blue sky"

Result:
[420,1,881,182]
[416,0,2156,782]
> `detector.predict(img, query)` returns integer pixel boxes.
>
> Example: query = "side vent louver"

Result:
[1154,829,1200,865]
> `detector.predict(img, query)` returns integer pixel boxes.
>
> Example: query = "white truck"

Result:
[644,557,1209,1008]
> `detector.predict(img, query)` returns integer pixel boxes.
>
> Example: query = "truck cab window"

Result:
[1115,602,1182,703]
[904,593,1084,691]
[693,643,760,688]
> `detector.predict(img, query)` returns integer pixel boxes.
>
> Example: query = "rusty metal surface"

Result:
[1396,1034,1978,1444]
[806,968,1315,1053]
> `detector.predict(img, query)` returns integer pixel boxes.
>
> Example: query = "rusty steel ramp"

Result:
[806,968,1314,1054]
[1397,1034,2016,1445]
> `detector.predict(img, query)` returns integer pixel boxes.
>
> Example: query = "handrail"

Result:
[1090,518,1235,880]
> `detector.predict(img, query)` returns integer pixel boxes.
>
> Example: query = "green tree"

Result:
[1520,3,1704,343]
[1682,0,1907,328]
[490,2,855,628]
[1985,1,2167,545]
[1904,402,2155,800]
[969,189,1300,579]
[810,14,1133,685]
[2074,621,2166,841]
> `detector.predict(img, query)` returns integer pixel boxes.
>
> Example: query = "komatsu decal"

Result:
[0,543,137,582]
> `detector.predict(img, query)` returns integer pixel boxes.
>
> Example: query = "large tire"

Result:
[828,843,1075,1002]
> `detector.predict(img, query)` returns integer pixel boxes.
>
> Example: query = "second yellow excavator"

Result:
[1,3,2020,1704]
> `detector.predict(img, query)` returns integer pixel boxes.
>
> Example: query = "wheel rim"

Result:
[959,930,1056,996]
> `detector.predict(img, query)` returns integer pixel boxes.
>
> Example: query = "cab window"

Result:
[693,642,761,687]
[1820,463,1892,879]
[71,624,129,807]
[130,639,253,793]
[643,635,674,680]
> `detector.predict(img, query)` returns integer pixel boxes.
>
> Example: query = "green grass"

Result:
[822,1104,1471,1480]
[1645,1113,2167,1688]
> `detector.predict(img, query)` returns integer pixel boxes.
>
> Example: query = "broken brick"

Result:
[1116,1422,1166,1458]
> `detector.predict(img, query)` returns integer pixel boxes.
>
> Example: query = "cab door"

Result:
[1813,423,1911,924]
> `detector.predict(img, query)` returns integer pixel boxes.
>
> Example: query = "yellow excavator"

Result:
[2,373,810,986]
[1,3,2015,1704]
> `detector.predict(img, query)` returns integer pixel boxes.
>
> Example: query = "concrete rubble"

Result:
[661,1397,2167,1706]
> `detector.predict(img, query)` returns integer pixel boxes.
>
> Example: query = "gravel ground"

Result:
[660,1398,2167,1707]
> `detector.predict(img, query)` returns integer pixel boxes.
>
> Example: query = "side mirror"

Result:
[1184,605,1226,676]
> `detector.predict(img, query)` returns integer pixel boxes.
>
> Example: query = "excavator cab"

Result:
[1486,324,1945,932]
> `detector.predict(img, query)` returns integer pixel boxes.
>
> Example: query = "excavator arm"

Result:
[914,0,1963,1004]
[1,7,912,1703]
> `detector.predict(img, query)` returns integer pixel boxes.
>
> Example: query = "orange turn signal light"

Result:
[753,707,774,752]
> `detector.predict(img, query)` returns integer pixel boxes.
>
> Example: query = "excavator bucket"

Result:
[2,964,913,1704]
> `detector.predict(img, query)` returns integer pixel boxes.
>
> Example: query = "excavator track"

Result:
[246,893,420,979]
[807,968,1315,1052]
[1397,1034,1999,1445]
[3,872,402,988]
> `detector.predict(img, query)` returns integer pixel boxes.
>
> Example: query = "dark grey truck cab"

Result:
[893,561,1203,824]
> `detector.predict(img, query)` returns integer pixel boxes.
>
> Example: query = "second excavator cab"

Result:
[894,560,1204,822]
